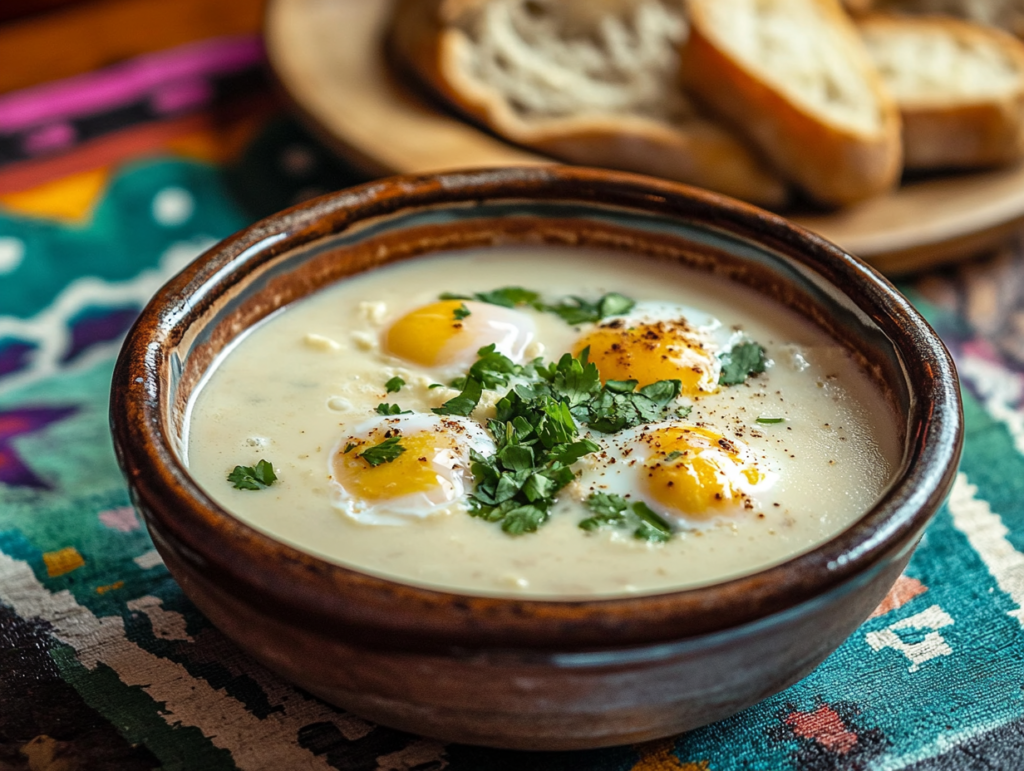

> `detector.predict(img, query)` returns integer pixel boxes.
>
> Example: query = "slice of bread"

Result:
[681,0,903,206]
[389,0,789,207]
[860,13,1024,168]
[866,0,1024,38]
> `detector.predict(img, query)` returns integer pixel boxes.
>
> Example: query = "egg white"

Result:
[328,413,495,525]
[577,300,751,396]
[382,300,538,379]
[577,420,777,528]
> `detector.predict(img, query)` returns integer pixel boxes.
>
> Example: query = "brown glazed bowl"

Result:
[110,166,962,751]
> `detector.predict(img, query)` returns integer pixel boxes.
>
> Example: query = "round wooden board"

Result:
[265,0,1024,275]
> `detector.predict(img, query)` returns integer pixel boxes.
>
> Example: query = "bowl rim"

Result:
[110,165,963,652]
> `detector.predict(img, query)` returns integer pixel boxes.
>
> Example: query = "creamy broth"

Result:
[185,248,901,598]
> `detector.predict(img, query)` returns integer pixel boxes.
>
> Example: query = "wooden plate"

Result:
[265,0,1024,275]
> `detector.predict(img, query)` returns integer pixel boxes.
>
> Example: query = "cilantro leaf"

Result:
[579,492,630,531]
[719,342,767,386]
[376,402,411,415]
[357,436,405,467]
[542,296,602,325]
[598,292,635,318]
[542,292,636,325]
[579,493,673,542]
[343,442,357,453]
[638,379,682,408]
[635,521,672,543]
[467,344,522,389]
[453,303,471,320]
[474,287,541,308]
[581,378,682,434]
[442,287,635,326]
[441,287,541,309]
[433,376,483,416]
[501,504,548,534]
[497,443,534,472]
[385,376,405,393]
[549,438,601,465]
[756,416,785,424]
[548,351,602,407]
[227,459,278,490]
[631,501,673,542]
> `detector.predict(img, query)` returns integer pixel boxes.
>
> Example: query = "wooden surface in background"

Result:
[0,0,265,94]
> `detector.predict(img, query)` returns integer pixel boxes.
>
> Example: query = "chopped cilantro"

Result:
[542,292,636,325]
[598,292,636,318]
[756,416,785,424]
[719,342,767,386]
[579,493,673,542]
[376,402,411,415]
[579,492,629,530]
[664,450,683,462]
[385,376,405,393]
[357,436,405,467]
[428,383,444,389]
[435,341,684,537]
[438,287,636,326]
[497,349,684,434]
[466,409,598,534]
[440,287,540,309]
[454,344,527,390]
[500,504,548,535]
[577,376,682,434]
[433,376,483,416]
[453,303,471,321]
[343,442,357,454]
[631,501,673,542]
[476,287,541,308]
[227,459,277,491]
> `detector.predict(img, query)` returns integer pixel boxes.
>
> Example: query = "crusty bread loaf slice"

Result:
[866,0,1024,38]
[859,13,1024,168]
[681,0,903,206]
[389,0,789,207]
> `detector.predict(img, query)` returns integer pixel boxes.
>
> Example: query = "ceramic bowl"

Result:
[110,166,962,751]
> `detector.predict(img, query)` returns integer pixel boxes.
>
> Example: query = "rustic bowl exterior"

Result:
[110,166,962,750]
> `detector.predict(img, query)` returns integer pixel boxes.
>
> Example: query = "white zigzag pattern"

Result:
[0,235,216,398]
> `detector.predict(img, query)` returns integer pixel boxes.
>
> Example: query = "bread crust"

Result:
[682,0,903,206]
[389,0,789,207]
[860,13,1024,168]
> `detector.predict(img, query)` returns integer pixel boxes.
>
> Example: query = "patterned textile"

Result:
[2,36,1024,771]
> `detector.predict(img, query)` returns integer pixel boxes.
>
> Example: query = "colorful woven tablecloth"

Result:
[3,36,1024,771]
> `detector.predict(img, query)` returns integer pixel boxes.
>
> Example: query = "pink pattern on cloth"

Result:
[0,36,262,133]
[22,122,76,155]
[786,705,859,754]
[870,575,928,618]
[150,79,214,116]
[98,506,140,532]
[960,337,1006,365]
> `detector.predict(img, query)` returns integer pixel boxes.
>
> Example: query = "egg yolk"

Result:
[384,300,533,368]
[333,430,462,504]
[574,319,718,394]
[642,426,763,519]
